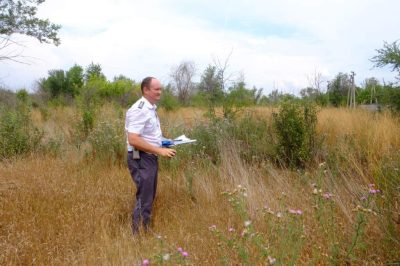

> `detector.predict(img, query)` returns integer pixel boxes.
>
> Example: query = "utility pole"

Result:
[348,71,356,108]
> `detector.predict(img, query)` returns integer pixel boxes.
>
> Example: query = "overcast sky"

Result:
[0,0,399,94]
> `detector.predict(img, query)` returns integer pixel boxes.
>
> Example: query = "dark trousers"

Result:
[127,151,158,233]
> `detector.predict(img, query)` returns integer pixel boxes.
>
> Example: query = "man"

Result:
[125,77,176,234]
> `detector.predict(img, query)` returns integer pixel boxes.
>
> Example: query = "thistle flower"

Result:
[289,209,302,215]
[177,247,183,253]
[182,251,188,257]
[323,192,333,199]
[369,189,381,194]
[142,259,150,266]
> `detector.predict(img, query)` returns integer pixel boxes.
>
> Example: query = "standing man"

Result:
[125,77,176,234]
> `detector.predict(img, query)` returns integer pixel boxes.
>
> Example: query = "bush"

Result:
[0,108,43,160]
[273,101,318,168]
[87,121,125,165]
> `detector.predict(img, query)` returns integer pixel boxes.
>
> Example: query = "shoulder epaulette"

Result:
[138,101,144,109]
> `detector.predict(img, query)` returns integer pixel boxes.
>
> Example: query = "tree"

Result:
[85,63,106,82]
[327,73,351,107]
[170,61,196,105]
[371,40,400,79]
[198,65,224,104]
[66,64,84,97]
[0,0,61,62]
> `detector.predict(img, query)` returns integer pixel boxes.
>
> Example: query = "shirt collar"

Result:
[141,96,157,110]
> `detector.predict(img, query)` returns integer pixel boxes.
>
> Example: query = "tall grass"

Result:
[0,106,399,265]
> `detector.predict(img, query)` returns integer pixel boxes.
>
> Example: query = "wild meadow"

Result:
[1,99,399,265]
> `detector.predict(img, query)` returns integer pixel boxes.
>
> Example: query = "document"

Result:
[172,135,197,146]
[161,135,197,147]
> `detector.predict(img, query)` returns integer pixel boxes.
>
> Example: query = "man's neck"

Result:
[143,95,156,106]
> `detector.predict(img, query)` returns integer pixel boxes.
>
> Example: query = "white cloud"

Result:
[0,0,398,93]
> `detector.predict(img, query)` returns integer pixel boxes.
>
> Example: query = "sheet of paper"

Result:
[173,134,197,146]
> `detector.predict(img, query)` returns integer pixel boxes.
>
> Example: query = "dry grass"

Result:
[1,106,399,265]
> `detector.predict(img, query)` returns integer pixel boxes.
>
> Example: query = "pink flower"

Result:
[177,247,183,253]
[323,192,333,199]
[182,251,188,257]
[369,189,380,194]
[228,227,235,232]
[368,183,375,188]
[143,259,150,266]
[289,209,302,215]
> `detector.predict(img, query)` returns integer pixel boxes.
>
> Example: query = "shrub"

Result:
[87,121,125,165]
[273,101,318,168]
[0,108,43,160]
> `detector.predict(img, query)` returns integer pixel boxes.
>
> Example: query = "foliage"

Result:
[0,0,61,45]
[0,98,43,160]
[87,121,125,165]
[371,40,400,79]
[158,85,179,112]
[273,100,318,168]
[327,73,352,107]
[85,62,106,82]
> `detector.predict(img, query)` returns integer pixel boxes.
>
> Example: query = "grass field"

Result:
[1,106,399,265]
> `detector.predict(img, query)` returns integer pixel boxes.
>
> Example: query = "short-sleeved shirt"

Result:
[125,96,162,151]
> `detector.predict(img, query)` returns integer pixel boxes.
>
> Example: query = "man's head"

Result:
[141,77,162,104]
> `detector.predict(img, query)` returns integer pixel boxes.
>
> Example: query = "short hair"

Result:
[141,77,155,93]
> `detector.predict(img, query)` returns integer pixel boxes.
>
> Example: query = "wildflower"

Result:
[360,196,367,201]
[177,247,183,253]
[312,188,319,195]
[323,192,333,199]
[369,189,381,194]
[289,209,302,215]
[162,254,170,261]
[318,162,326,168]
[244,220,252,227]
[182,251,188,257]
[276,212,283,218]
[142,259,150,266]
[267,256,277,265]
[241,228,248,237]
[228,227,235,232]
[368,183,375,188]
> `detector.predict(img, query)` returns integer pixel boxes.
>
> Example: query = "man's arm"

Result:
[128,133,176,158]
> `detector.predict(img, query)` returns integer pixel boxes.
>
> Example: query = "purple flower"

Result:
[289,209,302,215]
[143,259,150,266]
[323,192,333,199]
[369,189,380,194]
[182,251,188,257]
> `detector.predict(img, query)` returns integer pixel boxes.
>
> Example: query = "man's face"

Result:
[144,79,162,104]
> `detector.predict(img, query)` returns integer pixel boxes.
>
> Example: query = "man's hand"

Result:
[157,148,176,158]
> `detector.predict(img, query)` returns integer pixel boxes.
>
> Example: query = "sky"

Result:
[0,0,399,95]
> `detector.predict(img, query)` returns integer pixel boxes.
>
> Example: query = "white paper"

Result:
[172,134,197,146]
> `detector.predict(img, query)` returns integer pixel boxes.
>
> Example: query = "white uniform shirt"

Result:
[125,96,162,151]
